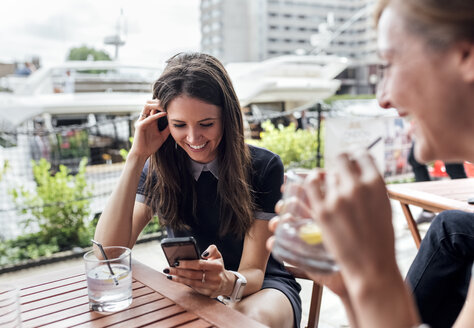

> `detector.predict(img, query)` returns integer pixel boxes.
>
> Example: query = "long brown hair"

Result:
[375,0,474,50]
[144,52,254,238]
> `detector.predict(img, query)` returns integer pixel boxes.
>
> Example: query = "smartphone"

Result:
[157,115,168,131]
[161,236,200,267]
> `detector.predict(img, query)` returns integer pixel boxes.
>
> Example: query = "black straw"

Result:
[366,136,382,150]
[91,239,119,285]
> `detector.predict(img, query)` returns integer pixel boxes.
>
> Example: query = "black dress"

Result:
[137,145,302,327]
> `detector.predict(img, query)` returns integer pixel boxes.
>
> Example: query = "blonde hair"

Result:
[375,0,474,49]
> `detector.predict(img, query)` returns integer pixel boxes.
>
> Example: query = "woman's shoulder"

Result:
[247,144,281,162]
[247,144,283,174]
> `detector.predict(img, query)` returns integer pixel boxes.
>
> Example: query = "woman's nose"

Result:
[376,79,392,109]
[186,128,201,144]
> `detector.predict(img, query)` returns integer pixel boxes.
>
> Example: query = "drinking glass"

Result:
[0,284,21,328]
[83,246,132,312]
[272,170,338,274]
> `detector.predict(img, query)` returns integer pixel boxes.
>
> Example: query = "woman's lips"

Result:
[187,142,207,151]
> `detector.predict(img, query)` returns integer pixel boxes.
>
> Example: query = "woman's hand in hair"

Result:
[129,99,170,160]
[164,244,236,298]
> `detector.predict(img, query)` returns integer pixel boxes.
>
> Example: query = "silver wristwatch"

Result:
[219,270,247,303]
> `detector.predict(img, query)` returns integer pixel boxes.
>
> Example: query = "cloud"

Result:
[0,0,200,65]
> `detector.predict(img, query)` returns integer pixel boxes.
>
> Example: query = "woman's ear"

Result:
[457,41,474,83]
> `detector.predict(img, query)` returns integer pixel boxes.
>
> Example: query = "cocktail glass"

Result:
[272,170,338,274]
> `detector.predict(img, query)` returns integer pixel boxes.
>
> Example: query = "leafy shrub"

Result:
[1,157,163,266]
[10,158,92,250]
[247,121,323,169]
[0,234,59,266]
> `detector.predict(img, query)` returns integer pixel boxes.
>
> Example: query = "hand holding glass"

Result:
[272,170,338,274]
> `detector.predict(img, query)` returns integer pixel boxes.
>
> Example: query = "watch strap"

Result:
[219,270,247,303]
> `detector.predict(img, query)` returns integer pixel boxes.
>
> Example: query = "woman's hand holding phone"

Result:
[164,244,235,298]
[129,99,170,160]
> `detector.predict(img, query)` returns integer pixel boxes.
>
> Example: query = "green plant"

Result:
[247,121,322,169]
[323,94,375,105]
[141,216,161,236]
[67,45,112,61]
[52,130,90,160]
[0,160,8,182]
[10,158,92,250]
[120,137,134,161]
[0,234,60,265]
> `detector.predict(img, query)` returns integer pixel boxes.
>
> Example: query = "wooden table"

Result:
[387,178,474,248]
[17,260,267,328]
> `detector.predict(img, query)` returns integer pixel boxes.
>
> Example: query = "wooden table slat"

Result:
[21,285,156,322]
[73,297,176,328]
[32,291,169,328]
[387,178,474,248]
[132,262,268,328]
[20,280,87,305]
[173,319,213,328]
[20,286,87,313]
[20,273,85,296]
[17,260,267,327]
[144,311,201,328]
[21,294,89,322]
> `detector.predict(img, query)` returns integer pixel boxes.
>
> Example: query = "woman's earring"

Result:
[175,141,177,150]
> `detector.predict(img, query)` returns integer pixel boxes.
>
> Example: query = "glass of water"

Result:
[272,170,338,274]
[0,284,21,328]
[83,246,132,312]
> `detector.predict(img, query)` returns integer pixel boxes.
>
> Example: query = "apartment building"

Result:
[200,0,378,94]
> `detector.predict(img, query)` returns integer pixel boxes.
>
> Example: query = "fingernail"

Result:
[167,275,172,280]
[163,268,170,274]
[174,260,179,267]
[201,251,209,258]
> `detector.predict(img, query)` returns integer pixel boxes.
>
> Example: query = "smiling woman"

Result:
[283,1,474,328]
[166,96,223,164]
[94,52,302,328]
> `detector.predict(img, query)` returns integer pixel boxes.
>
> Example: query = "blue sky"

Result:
[0,0,201,66]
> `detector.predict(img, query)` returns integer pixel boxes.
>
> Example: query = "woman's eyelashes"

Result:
[172,122,214,128]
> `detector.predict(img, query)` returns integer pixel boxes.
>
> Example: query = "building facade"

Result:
[200,0,378,94]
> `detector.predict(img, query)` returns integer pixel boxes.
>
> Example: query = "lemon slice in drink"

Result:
[299,223,323,245]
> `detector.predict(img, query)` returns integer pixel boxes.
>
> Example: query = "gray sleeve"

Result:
[254,210,276,221]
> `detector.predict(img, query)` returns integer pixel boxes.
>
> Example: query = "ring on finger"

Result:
[201,271,206,284]
[141,113,147,119]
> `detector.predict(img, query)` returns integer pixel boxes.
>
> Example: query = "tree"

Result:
[67,46,112,61]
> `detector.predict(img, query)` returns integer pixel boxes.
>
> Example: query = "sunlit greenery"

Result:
[0,160,8,182]
[67,45,111,61]
[10,158,92,250]
[1,157,161,267]
[247,121,323,169]
[323,94,375,105]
